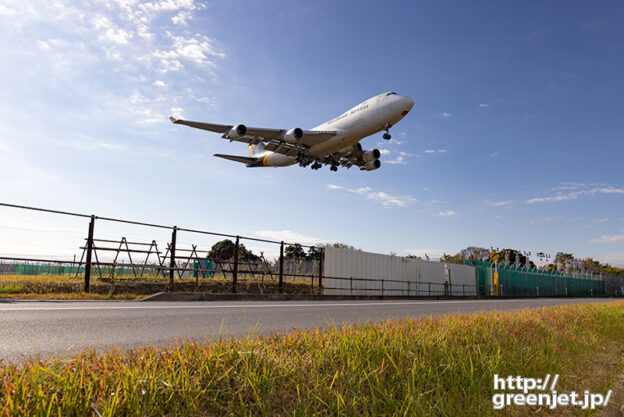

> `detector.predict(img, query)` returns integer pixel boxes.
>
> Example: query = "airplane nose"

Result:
[404,96,415,110]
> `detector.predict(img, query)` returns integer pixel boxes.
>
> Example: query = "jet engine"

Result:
[283,128,304,144]
[363,159,381,171]
[338,143,362,157]
[228,124,247,139]
[362,149,381,162]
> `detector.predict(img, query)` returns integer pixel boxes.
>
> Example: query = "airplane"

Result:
[169,92,415,172]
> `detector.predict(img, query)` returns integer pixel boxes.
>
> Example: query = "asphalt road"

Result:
[0,297,616,362]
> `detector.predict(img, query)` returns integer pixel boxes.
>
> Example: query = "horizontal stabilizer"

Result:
[214,154,257,166]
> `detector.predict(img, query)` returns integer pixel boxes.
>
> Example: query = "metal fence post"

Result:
[169,226,177,291]
[278,241,284,294]
[84,215,95,293]
[318,248,324,291]
[232,235,240,293]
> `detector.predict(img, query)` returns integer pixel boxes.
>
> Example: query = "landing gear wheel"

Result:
[383,133,391,140]
[330,165,338,172]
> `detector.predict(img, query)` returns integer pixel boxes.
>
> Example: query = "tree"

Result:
[460,247,490,262]
[440,253,464,264]
[207,239,259,261]
[554,252,574,269]
[542,253,623,275]
[318,242,359,251]
[307,246,322,261]
[284,243,307,260]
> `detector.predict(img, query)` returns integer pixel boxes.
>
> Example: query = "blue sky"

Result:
[0,1,623,265]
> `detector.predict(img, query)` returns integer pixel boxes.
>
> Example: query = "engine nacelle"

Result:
[338,143,362,157]
[228,124,247,139]
[283,127,304,144]
[364,160,381,171]
[362,148,381,163]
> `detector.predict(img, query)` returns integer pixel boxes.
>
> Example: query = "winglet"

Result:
[169,116,179,124]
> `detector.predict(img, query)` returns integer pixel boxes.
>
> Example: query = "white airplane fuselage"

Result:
[249,92,415,167]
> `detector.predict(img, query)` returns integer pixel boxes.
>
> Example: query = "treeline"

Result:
[204,240,357,262]
[432,246,624,275]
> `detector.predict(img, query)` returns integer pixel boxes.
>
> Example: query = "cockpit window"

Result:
[386,92,397,96]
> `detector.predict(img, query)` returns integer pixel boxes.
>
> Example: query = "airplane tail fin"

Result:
[214,154,264,167]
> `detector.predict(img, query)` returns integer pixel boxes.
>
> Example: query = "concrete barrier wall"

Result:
[323,247,477,296]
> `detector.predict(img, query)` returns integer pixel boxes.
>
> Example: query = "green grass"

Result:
[0,273,317,299]
[1,301,624,416]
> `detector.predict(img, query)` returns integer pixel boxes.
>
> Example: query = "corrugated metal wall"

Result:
[447,263,478,296]
[323,247,478,296]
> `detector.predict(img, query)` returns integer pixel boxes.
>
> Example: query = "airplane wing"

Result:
[169,116,337,157]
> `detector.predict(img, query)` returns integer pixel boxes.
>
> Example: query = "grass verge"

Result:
[2,301,624,416]
[0,274,318,299]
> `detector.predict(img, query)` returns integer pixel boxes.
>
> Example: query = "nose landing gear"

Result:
[382,123,393,140]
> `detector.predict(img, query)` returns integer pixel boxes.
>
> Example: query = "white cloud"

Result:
[590,234,624,244]
[491,200,512,207]
[154,80,168,87]
[327,184,415,207]
[489,152,498,158]
[376,139,403,147]
[596,254,624,267]
[441,112,451,118]
[525,184,624,204]
[170,107,184,118]
[386,155,406,164]
[0,5,17,16]
[379,149,391,155]
[172,10,192,25]
[140,0,197,13]
[101,27,133,44]
[196,96,217,106]
[479,103,488,108]
[37,40,51,50]
[598,187,624,194]
[153,33,225,71]
[436,210,456,217]
[423,149,445,155]
[255,230,331,245]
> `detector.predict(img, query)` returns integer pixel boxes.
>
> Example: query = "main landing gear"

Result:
[311,161,322,170]
[383,123,392,140]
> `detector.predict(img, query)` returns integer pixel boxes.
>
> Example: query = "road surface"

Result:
[0,297,616,362]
